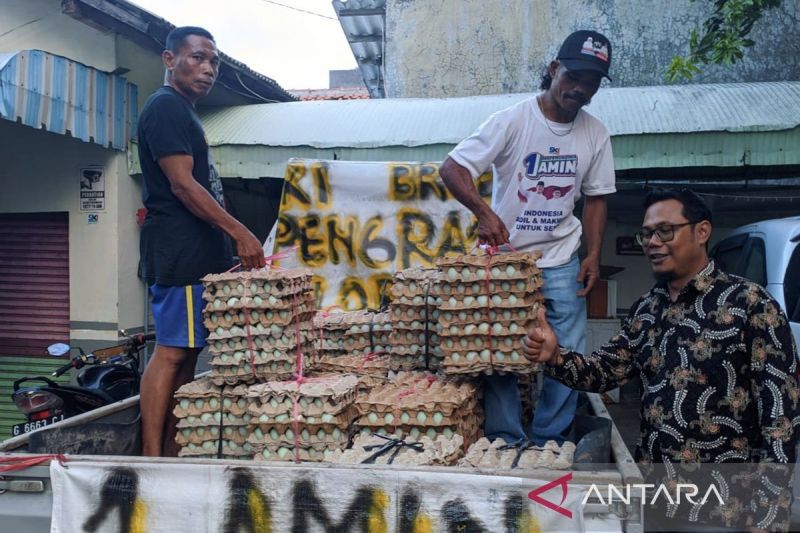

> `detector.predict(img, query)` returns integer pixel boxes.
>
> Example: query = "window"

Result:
[785,243,800,322]
[711,234,747,275]
[741,238,767,287]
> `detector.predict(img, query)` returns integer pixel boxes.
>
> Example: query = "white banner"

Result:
[274,159,493,310]
[50,460,618,532]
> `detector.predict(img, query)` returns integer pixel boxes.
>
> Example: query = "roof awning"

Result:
[0,49,138,150]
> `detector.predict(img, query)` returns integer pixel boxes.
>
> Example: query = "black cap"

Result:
[557,30,612,81]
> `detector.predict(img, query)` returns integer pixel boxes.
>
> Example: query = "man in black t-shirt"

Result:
[137,26,266,456]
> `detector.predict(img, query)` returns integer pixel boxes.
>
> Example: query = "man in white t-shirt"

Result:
[440,30,616,446]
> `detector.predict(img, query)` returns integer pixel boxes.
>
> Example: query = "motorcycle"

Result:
[10,331,155,437]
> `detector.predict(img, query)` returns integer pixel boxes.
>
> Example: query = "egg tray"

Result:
[355,420,482,450]
[343,332,391,349]
[390,294,441,308]
[436,278,542,298]
[209,361,302,386]
[205,303,316,330]
[203,277,311,301]
[354,404,478,429]
[314,353,392,377]
[436,251,540,271]
[176,412,250,429]
[438,307,536,327]
[176,424,250,446]
[254,446,341,463]
[202,267,312,292]
[328,433,464,466]
[247,423,352,450]
[357,372,477,410]
[179,439,253,458]
[209,341,316,367]
[247,375,359,415]
[173,395,249,418]
[390,268,441,297]
[208,328,317,355]
[440,351,536,376]
[389,304,441,324]
[389,333,441,350]
[341,311,392,335]
[203,285,313,310]
[438,292,539,312]
[458,437,575,470]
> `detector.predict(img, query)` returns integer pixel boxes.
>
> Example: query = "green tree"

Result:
[666,0,783,82]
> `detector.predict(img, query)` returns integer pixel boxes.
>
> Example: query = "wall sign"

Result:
[80,167,106,212]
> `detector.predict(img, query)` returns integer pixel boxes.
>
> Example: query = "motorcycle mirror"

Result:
[47,343,71,357]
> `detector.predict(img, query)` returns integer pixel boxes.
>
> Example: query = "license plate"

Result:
[11,414,66,437]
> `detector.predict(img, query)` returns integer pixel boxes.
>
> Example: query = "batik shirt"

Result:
[548,261,799,529]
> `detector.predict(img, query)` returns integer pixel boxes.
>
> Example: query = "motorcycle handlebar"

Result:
[52,360,75,377]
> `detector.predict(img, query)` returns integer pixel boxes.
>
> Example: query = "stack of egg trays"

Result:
[246,374,359,462]
[312,311,351,363]
[435,252,544,375]
[354,372,482,448]
[340,310,392,357]
[173,376,253,459]
[202,268,318,384]
[388,268,444,371]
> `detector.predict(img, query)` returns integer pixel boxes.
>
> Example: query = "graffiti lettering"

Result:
[281,161,333,211]
[389,164,493,204]
[83,467,146,533]
[291,478,388,533]
[396,209,477,269]
[278,214,395,271]
[224,468,273,533]
[338,273,394,311]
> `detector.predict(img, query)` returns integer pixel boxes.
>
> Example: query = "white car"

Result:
[710,216,800,353]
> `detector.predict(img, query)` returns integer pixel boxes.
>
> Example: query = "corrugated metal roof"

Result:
[332,0,385,99]
[201,82,800,148]
[0,50,137,150]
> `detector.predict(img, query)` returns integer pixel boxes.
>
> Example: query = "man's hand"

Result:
[523,306,561,365]
[577,255,600,297]
[477,209,510,248]
[234,229,266,270]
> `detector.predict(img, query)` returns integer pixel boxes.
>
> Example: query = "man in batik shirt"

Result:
[524,189,799,531]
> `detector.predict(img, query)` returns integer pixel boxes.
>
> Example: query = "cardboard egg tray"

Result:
[255,446,340,463]
[388,268,444,371]
[205,298,316,329]
[202,269,312,299]
[328,433,465,466]
[245,375,359,462]
[436,251,540,280]
[354,372,482,446]
[458,437,575,470]
[314,352,392,379]
[173,377,254,459]
[313,312,351,358]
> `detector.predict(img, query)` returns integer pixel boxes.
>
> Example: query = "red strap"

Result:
[484,250,496,367]
[0,454,66,473]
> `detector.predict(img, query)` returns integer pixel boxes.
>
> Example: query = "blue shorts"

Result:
[150,284,207,348]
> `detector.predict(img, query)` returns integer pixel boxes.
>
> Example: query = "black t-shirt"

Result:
[138,86,234,286]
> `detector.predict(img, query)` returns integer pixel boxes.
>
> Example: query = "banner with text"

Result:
[275,159,493,309]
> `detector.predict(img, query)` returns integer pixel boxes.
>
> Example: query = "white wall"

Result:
[0,0,116,72]
[385,0,800,98]
[0,119,142,342]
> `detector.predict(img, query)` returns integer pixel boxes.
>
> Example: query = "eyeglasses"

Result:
[634,222,697,246]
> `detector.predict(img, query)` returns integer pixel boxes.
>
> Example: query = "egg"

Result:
[449,325,459,334]
[448,297,457,307]
[301,429,310,441]
[477,295,488,306]
[227,297,239,307]
[466,351,478,361]
[368,412,379,423]
[464,324,476,335]
[179,399,190,410]
[510,351,521,362]
[209,398,219,409]
[501,282,510,291]
[506,265,516,277]
[332,428,342,439]
[509,323,519,333]
[409,428,421,439]
[433,412,444,424]
[447,267,458,281]
[316,429,326,439]
[451,353,461,363]
[213,299,223,309]
[276,447,289,459]
[385,413,395,424]
[516,281,526,291]
[400,411,410,423]
[491,266,501,277]
[480,349,491,361]
[508,294,518,305]
[464,296,475,306]
[491,295,502,306]
[443,428,454,438]
[445,339,454,348]
[494,352,505,362]
[474,338,484,348]
[321,414,334,423]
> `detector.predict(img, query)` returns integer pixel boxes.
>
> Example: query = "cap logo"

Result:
[580,36,609,63]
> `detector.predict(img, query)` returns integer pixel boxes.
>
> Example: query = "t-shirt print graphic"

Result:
[513,151,578,234]
[208,162,226,208]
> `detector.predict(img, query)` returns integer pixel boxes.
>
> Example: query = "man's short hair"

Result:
[165,26,215,53]
[643,188,713,225]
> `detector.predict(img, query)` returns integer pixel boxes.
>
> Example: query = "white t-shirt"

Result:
[448,95,616,268]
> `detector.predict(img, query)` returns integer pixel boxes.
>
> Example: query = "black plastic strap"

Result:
[360,434,425,464]
[216,387,225,459]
